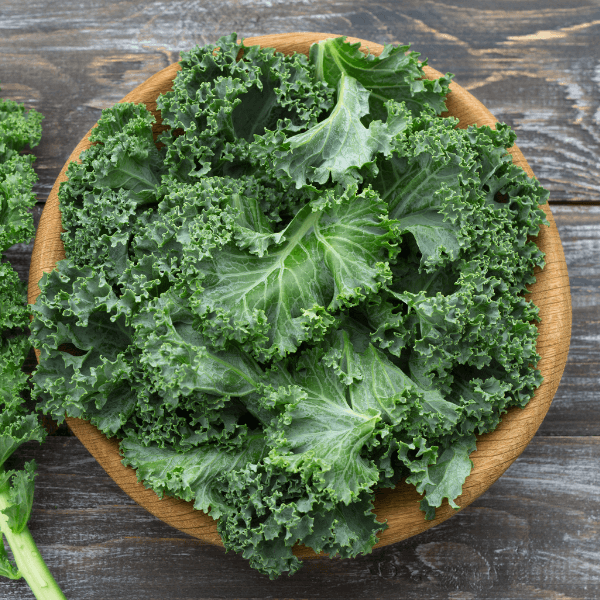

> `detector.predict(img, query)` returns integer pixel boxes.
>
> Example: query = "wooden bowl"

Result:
[28,32,572,558]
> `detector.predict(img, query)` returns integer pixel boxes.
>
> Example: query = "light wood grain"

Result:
[26,32,572,558]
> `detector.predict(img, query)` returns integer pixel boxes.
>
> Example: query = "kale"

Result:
[30,34,548,578]
[0,88,66,598]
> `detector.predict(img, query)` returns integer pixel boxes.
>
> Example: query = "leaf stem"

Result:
[0,485,67,600]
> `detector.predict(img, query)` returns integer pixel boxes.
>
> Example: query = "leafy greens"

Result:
[30,34,548,578]
[0,89,66,598]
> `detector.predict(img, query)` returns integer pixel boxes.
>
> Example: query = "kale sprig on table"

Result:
[30,34,548,578]
[0,89,67,599]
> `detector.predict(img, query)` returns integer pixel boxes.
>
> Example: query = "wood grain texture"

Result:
[1,0,599,203]
[4,436,600,600]
[537,206,600,437]
[26,32,572,558]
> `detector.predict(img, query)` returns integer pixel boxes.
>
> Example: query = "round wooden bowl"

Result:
[28,33,572,558]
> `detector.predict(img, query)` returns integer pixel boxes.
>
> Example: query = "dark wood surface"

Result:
[1,1,599,598]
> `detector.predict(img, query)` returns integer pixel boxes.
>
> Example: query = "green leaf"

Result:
[217,461,385,579]
[124,393,249,452]
[191,187,393,359]
[268,73,410,188]
[31,261,136,424]
[320,326,461,446]
[0,154,38,251]
[0,536,20,579]
[59,102,162,227]
[415,434,477,519]
[121,433,267,518]
[310,36,453,119]
[227,185,285,257]
[87,133,162,203]
[0,409,45,473]
[396,208,461,267]
[0,462,36,534]
[371,115,479,269]
[0,96,43,160]
[0,467,67,597]
[1,88,67,598]
[60,187,140,277]
[304,492,385,558]
[267,353,380,505]
[0,336,30,405]
[134,290,265,398]
[90,102,157,143]
[349,344,415,425]
[322,328,365,385]
[349,343,459,436]
[157,35,332,183]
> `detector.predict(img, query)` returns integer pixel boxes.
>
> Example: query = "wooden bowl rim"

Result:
[28,32,572,558]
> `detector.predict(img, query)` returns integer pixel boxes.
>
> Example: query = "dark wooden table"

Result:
[2,1,599,598]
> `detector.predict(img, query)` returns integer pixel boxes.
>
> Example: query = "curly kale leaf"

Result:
[310,36,453,119]
[0,155,38,252]
[30,261,136,429]
[0,89,44,466]
[59,103,164,274]
[0,461,36,534]
[0,88,40,254]
[126,175,284,292]
[122,392,250,452]
[1,340,51,584]
[264,357,381,505]
[132,289,266,399]
[0,94,43,161]
[0,264,30,333]
[371,112,478,270]
[259,74,411,188]
[157,33,333,183]
[1,341,45,469]
[217,462,385,579]
[410,435,477,519]
[1,91,66,598]
[0,89,44,467]
[121,432,268,518]
[189,185,394,360]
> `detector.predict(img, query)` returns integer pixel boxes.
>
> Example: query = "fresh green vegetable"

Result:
[0,90,66,598]
[30,34,548,578]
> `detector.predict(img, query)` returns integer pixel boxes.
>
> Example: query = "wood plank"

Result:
[1,0,599,202]
[537,206,600,436]
[3,436,600,599]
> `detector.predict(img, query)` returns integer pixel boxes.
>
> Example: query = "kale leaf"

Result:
[0,88,67,598]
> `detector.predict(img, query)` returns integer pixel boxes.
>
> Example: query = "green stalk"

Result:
[0,485,67,600]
